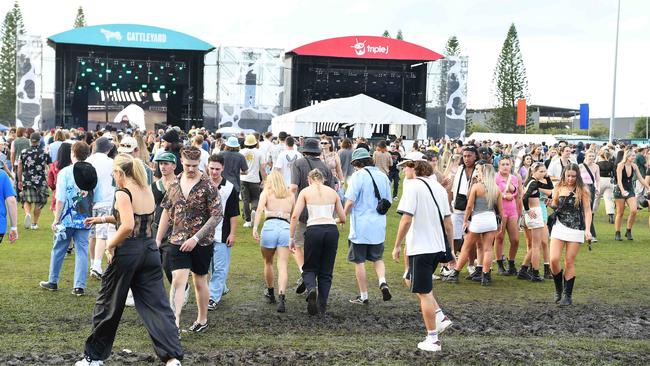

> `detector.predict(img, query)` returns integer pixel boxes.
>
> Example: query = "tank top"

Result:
[472,195,492,214]
[306,204,336,226]
[322,152,338,179]
[112,188,156,239]
[496,173,518,211]
[620,165,634,188]
[556,194,585,230]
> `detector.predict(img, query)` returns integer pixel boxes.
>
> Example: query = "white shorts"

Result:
[524,207,545,229]
[452,212,465,240]
[551,220,585,243]
[469,211,498,234]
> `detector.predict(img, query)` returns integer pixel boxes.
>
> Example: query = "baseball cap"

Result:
[154,152,177,164]
[397,151,427,167]
[118,136,138,153]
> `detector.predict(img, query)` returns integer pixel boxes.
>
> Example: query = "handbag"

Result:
[453,167,472,211]
[417,178,454,263]
[364,168,391,215]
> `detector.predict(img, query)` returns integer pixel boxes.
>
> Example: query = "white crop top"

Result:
[306,204,336,226]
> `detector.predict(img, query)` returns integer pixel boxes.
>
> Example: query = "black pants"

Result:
[241,181,261,222]
[302,224,339,310]
[159,241,173,284]
[388,170,399,198]
[587,184,597,238]
[84,238,183,362]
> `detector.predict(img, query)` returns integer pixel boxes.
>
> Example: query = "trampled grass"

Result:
[0,190,649,364]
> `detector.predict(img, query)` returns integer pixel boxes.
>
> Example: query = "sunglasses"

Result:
[320,141,330,145]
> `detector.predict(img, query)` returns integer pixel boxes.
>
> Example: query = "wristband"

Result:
[192,235,200,243]
[10,226,17,231]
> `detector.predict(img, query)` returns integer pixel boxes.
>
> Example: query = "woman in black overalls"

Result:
[76,153,183,366]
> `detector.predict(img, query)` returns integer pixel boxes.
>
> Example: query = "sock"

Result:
[360,291,368,301]
[544,262,549,266]
[93,259,102,270]
[378,277,386,286]
[435,309,445,322]
[427,330,439,342]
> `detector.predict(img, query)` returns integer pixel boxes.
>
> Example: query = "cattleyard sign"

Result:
[289,36,444,61]
[48,24,214,52]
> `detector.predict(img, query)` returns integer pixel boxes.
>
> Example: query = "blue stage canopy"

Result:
[48,24,214,52]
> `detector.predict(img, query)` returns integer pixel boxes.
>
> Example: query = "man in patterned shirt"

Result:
[17,132,51,230]
[156,146,223,335]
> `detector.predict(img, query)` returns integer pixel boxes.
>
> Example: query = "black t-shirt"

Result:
[597,160,615,178]
[217,178,240,243]
[389,151,402,173]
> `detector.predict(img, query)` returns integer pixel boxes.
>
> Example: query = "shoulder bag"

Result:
[416,178,454,263]
[364,168,391,215]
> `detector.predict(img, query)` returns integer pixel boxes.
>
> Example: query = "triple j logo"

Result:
[350,38,390,57]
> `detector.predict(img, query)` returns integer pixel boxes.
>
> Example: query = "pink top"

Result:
[580,164,595,185]
[496,173,519,216]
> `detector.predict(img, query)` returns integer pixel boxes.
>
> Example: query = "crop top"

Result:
[522,177,553,211]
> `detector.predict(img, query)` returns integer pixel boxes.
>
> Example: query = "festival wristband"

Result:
[10,226,17,231]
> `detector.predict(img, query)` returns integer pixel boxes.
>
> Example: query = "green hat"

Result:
[351,147,371,162]
[154,152,177,164]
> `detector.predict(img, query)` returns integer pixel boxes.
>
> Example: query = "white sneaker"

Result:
[417,337,441,352]
[432,274,441,280]
[24,214,31,229]
[75,357,104,366]
[468,265,476,275]
[243,221,252,228]
[440,266,453,277]
[125,290,135,307]
[166,359,182,366]
[30,224,39,230]
[437,317,453,334]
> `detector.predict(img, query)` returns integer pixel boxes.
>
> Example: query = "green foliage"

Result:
[395,29,403,40]
[490,23,529,133]
[466,122,490,134]
[589,123,610,138]
[0,1,25,125]
[630,117,650,138]
[445,35,460,56]
[73,6,87,28]
[382,30,390,38]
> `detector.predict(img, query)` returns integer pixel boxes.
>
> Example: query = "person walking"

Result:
[240,134,267,227]
[580,151,600,242]
[207,153,240,310]
[372,141,392,176]
[595,148,616,224]
[253,170,295,312]
[392,155,453,352]
[344,148,393,304]
[75,154,183,366]
[273,136,302,186]
[86,137,115,279]
[337,138,354,185]
[549,163,592,306]
[40,142,97,296]
[152,152,178,285]
[17,132,51,230]
[221,136,248,192]
[290,168,345,315]
[613,150,650,241]
[387,142,402,201]
[0,168,18,244]
[156,146,223,333]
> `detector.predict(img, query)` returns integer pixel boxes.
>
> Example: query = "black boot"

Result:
[497,260,507,276]
[506,260,517,276]
[277,294,286,313]
[626,229,633,240]
[530,268,544,282]
[608,214,614,224]
[264,287,276,304]
[481,271,492,286]
[471,266,483,282]
[442,269,459,283]
[615,231,622,241]
[517,265,531,280]
[553,270,563,304]
[559,277,575,306]
[543,264,553,279]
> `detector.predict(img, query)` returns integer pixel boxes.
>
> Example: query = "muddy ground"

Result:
[2,301,648,365]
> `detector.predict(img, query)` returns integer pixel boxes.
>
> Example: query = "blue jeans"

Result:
[48,227,90,289]
[209,242,231,303]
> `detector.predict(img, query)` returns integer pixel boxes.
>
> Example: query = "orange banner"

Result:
[516,99,526,126]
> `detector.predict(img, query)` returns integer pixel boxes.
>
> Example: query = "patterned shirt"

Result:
[161,173,223,246]
[20,146,51,188]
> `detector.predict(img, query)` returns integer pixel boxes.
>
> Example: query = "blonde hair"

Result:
[308,168,324,183]
[264,170,290,199]
[480,164,499,208]
[113,153,148,187]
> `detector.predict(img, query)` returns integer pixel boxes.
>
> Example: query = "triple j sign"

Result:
[349,38,390,57]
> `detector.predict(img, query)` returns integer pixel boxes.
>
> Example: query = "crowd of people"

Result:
[1,125,649,363]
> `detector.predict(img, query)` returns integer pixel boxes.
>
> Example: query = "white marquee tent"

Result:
[467,132,558,146]
[271,94,427,140]
[113,104,146,131]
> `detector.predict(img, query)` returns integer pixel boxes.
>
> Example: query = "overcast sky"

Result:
[2,0,648,118]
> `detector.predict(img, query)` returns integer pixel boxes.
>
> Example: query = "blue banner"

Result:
[580,103,589,130]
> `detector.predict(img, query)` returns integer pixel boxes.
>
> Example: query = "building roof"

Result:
[48,24,215,52]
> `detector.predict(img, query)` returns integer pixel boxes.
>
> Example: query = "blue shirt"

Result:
[55,165,93,229]
[48,141,63,162]
[0,170,16,234]
[344,166,391,244]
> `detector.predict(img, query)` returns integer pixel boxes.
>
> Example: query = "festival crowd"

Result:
[1,125,649,364]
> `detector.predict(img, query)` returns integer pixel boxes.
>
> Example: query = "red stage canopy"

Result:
[288,36,444,61]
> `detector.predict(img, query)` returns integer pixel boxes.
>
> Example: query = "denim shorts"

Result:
[260,218,290,249]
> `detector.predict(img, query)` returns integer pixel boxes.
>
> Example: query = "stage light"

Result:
[98,73,103,78]
[126,70,132,74]
[95,86,100,91]
[141,84,148,88]
[80,61,85,66]
[160,66,164,70]
[81,73,86,77]
[122,63,126,68]
[118,75,122,79]
[101,62,105,67]
[111,83,117,87]
[172,90,177,95]
[90,82,96,86]
[154,76,159,81]
[138,64,143,69]
[85,68,92,72]
[77,86,82,90]
[172,77,176,82]
[106,69,112,73]
[160,85,166,89]
[135,76,139,80]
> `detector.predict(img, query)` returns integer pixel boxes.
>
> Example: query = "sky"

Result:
[1,0,649,118]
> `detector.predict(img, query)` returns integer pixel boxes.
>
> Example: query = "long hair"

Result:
[56,143,72,170]
[524,162,546,186]
[557,163,586,208]
[264,170,290,199]
[113,153,148,187]
[481,164,499,208]
[618,150,635,168]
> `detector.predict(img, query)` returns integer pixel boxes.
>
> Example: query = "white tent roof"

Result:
[271,94,427,139]
[467,132,558,146]
[113,104,146,131]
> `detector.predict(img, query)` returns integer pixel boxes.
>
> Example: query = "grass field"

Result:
[1,190,649,365]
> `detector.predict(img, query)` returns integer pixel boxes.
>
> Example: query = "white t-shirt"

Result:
[240,148,264,183]
[397,176,450,256]
[199,148,209,172]
[259,140,273,165]
[86,153,114,208]
[268,143,286,167]
[274,149,302,186]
